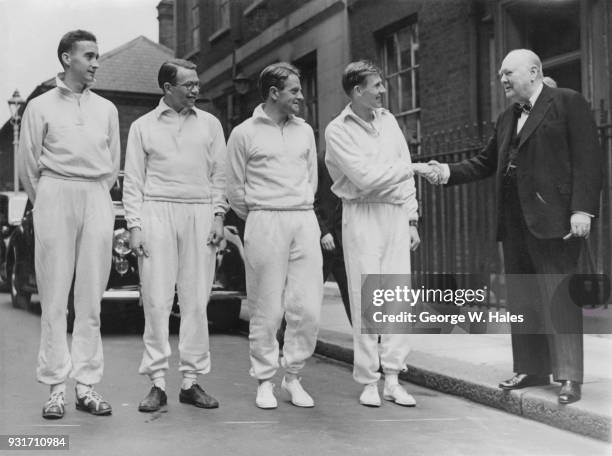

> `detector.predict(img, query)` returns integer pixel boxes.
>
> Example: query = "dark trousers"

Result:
[501,175,583,383]
[323,249,351,324]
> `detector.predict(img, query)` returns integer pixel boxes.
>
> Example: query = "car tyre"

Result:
[9,247,31,310]
[207,298,242,332]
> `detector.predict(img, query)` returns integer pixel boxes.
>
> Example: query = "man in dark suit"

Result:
[427,49,603,404]
[314,153,352,324]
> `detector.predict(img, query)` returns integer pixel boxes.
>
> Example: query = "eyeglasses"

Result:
[174,81,200,91]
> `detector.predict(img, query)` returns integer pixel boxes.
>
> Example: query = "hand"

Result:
[207,216,225,246]
[563,213,591,240]
[320,233,336,251]
[413,162,443,185]
[427,160,448,185]
[409,225,421,251]
[129,228,150,257]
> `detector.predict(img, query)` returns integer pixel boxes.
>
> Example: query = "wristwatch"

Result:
[409,219,418,227]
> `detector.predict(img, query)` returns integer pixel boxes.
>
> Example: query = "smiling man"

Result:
[226,62,322,409]
[324,60,433,408]
[18,29,120,419]
[427,49,604,404]
[122,59,227,413]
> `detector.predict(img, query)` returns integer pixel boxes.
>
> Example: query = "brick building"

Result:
[169,0,610,280]
[0,35,174,189]
[173,0,349,149]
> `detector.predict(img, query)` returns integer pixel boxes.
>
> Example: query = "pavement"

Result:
[239,282,612,442]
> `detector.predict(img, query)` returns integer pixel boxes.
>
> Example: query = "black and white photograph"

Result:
[0,0,611,454]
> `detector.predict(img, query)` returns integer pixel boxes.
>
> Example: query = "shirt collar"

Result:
[252,103,303,125]
[154,97,197,119]
[529,82,544,108]
[55,73,91,97]
[341,103,388,132]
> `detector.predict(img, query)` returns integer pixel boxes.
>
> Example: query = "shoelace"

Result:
[81,389,104,405]
[47,391,65,406]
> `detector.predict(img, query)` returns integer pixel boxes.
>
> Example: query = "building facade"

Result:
[171,0,610,282]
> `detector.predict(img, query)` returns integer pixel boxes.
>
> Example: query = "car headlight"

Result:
[113,228,131,256]
[113,256,130,275]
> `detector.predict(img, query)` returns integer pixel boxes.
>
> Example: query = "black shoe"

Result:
[179,384,219,409]
[499,373,550,390]
[138,386,167,412]
[558,381,581,405]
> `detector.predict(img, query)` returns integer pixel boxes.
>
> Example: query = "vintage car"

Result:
[0,181,246,332]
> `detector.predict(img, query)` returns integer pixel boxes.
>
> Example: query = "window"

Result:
[503,0,581,92]
[213,0,230,33]
[294,52,319,143]
[191,1,200,51]
[381,23,420,153]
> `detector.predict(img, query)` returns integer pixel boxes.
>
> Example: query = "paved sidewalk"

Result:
[240,283,612,442]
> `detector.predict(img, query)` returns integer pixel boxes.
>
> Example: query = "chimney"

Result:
[157,0,175,51]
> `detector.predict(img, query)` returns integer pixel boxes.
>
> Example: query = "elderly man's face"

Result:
[498,53,536,103]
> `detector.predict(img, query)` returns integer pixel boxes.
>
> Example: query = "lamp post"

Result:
[8,89,25,193]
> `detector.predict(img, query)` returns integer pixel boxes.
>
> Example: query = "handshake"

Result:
[412,161,447,185]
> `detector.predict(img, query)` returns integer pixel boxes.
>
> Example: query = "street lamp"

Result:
[8,89,25,193]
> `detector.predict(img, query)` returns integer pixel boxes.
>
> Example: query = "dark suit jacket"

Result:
[448,84,603,240]
[314,155,343,249]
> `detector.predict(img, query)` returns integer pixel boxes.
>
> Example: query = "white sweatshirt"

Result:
[18,75,120,202]
[122,98,228,229]
[324,104,418,219]
[225,104,318,219]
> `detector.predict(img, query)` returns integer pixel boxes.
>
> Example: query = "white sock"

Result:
[75,383,92,397]
[152,377,166,391]
[50,383,66,395]
[385,374,399,387]
[181,375,197,390]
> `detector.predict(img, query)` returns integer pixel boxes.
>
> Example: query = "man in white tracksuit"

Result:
[226,62,323,409]
[325,60,432,407]
[18,30,120,419]
[123,59,227,412]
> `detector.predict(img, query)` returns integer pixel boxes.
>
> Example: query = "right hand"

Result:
[413,163,442,184]
[320,233,336,252]
[129,228,149,257]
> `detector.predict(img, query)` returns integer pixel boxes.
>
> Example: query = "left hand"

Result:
[207,216,225,246]
[409,225,421,251]
[564,213,591,239]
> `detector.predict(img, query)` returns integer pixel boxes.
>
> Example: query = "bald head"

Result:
[499,49,543,103]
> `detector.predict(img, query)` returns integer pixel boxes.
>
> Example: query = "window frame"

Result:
[380,22,421,153]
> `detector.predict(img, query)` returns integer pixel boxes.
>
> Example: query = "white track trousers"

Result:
[245,210,323,380]
[342,202,412,384]
[138,201,216,378]
[34,177,113,385]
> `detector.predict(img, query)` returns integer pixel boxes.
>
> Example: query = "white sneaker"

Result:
[281,377,314,407]
[359,383,381,407]
[255,381,277,409]
[383,383,416,407]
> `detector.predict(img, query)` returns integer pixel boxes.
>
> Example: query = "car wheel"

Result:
[207,298,242,332]
[9,248,31,310]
